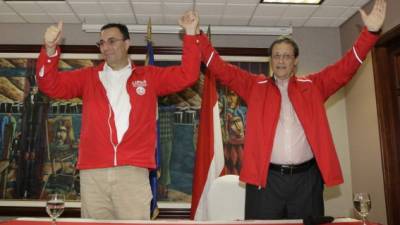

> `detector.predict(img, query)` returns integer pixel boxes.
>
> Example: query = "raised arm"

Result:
[36,21,86,99]
[197,32,263,102]
[152,11,202,96]
[309,0,386,100]
[44,21,63,56]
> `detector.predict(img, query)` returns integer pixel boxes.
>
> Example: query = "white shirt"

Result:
[270,77,314,165]
[99,61,132,143]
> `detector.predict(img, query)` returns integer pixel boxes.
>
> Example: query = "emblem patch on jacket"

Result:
[132,80,147,96]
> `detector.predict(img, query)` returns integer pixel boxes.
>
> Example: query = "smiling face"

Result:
[270,42,298,80]
[99,27,130,70]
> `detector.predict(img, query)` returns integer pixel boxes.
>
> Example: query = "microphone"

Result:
[303,216,334,225]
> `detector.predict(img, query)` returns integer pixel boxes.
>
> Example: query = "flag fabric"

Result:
[145,18,160,220]
[145,28,154,65]
[145,38,155,65]
[190,27,225,220]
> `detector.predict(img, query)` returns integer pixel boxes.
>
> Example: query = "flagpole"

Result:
[147,18,152,42]
[146,17,160,220]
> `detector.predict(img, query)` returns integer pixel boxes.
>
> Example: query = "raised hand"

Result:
[178,10,199,36]
[360,0,386,32]
[44,21,63,56]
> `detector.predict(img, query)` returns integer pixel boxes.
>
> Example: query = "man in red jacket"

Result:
[197,0,386,219]
[36,12,201,220]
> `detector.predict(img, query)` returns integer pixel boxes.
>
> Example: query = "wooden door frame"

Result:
[372,24,400,225]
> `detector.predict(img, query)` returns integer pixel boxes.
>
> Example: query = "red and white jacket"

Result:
[36,35,201,170]
[198,28,379,187]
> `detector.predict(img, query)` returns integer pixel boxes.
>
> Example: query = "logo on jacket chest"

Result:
[132,80,147,96]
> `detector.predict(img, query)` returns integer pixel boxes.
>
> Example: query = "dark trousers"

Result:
[245,163,324,219]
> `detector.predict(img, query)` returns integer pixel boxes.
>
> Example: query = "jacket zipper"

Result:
[107,103,119,166]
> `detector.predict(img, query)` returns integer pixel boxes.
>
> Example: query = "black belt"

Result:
[269,158,316,175]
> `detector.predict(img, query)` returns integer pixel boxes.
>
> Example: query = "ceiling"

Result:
[0,0,371,28]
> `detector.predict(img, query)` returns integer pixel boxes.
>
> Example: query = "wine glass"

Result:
[353,192,371,224]
[46,193,65,225]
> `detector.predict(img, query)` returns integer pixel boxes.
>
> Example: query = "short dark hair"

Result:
[269,36,299,58]
[101,23,130,40]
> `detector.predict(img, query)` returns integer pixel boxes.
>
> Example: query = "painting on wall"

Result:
[0,50,269,212]
[0,58,29,200]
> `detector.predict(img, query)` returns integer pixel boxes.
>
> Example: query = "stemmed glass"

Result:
[46,193,65,225]
[353,192,371,225]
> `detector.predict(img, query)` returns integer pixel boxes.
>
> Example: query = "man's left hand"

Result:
[179,10,199,36]
[360,0,387,32]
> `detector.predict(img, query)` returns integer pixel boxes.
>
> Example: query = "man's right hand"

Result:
[44,21,63,56]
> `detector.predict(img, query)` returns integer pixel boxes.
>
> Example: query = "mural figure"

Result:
[223,90,246,175]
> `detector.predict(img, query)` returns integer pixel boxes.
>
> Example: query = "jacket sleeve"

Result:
[152,35,201,96]
[308,27,379,101]
[197,33,263,102]
[36,46,87,99]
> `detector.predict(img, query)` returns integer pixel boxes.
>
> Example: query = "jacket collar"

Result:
[271,75,312,84]
[97,60,136,73]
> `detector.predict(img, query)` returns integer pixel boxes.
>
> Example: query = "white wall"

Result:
[345,53,387,224]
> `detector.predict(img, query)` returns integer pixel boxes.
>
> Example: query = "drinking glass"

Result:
[353,192,371,225]
[46,193,65,225]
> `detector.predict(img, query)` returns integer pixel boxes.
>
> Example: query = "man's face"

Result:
[270,42,298,80]
[99,27,130,67]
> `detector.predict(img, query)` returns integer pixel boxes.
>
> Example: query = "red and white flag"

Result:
[190,67,225,220]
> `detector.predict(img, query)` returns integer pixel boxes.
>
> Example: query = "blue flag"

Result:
[145,39,155,66]
[145,18,159,219]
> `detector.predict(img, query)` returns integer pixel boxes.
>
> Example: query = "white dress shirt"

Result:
[270,77,314,165]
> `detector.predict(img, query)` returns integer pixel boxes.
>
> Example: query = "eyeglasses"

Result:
[271,54,295,61]
[96,38,125,48]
